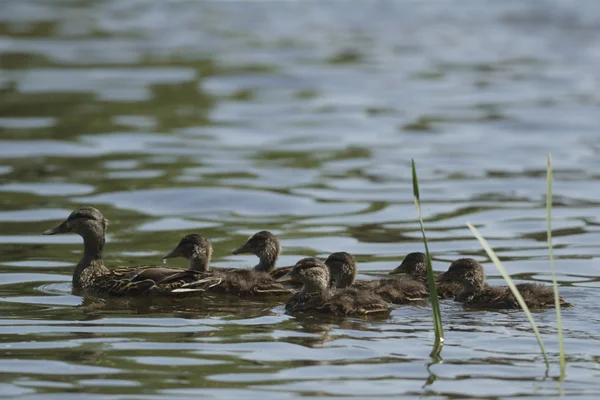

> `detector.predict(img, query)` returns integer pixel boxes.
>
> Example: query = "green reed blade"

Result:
[412,160,444,347]
[547,154,566,380]
[467,222,549,368]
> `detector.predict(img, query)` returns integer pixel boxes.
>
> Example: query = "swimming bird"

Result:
[389,252,461,299]
[42,206,205,297]
[164,233,292,296]
[281,257,390,316]
[232,231,294,280]
[325,252,427,304]
[438,258,571,309]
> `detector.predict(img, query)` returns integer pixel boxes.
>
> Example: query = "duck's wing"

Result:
[129,267,190,283]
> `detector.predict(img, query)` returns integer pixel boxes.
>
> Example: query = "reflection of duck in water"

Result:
[232,231,295,281]
[325,252,427,304]
[280,257,390,316]
[389,252,461,299]
[43,206,205,296]
[163,233,292,296]
[439,258,572,309]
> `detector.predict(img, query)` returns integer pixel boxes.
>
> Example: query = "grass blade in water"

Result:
[467,222,549,368]
[547,154,566,379]
[411,159,444,347]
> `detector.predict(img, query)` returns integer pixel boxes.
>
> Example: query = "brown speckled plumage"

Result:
[43,206,205,297]
[325,252,427,304]
[232,230,295,284]
[439,258,572,309]
[284,257,390,316]
[166,233,292,296]
[390,252,461,299]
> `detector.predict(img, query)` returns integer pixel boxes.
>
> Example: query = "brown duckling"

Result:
[42,206,205,297]
[281,257,390,316]
[325,252,427,304]
[231,230,293,280]
[390,252,461,299]
[439,258,571,309]
[164,233,292,296]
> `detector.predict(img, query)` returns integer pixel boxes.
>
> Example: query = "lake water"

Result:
[2,1,600,398]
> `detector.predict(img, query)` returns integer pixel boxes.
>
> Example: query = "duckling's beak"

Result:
[43,221,69,235]
[232,243,251,255]
[163,246,183,259]
[276,273,293,283]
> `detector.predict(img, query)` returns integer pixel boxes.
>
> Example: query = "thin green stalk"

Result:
[547,153,566,380]
[467,222,550,368]
[412,160,444,348]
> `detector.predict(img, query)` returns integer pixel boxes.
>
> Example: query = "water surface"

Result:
[2,1,600,398]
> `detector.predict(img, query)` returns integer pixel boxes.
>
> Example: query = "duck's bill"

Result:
[231,244,250,255]
[163,247,182,259]
[43,222,69,235]
[276,273,293,283]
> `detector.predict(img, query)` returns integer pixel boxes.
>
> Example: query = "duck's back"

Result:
[516,283,571,308]
[285,291,325,313]
[353,279,427,304]
[321,288,390,315]
[210,269,291,296]
[464,286,519,309]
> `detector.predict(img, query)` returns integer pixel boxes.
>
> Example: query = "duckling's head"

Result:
[232,230,280,271]
[43,206,108,239]
[439,258,485,290]
[163,234,213,272]
[390,252,427,277]
[289,257,330,293]
[325,252,357,288]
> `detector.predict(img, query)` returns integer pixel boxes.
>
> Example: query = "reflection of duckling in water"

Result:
[390,252,461,299]
[232,230,296,281]
[281,257,390,316]
[164,234,292,296]
[43,206,204,297]
[439,258,572,309]
[325,252,427,304]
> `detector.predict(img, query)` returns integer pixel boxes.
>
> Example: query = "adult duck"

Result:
[43,206,206,297]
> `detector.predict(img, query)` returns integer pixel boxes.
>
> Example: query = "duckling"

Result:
[281,257,390,316]
[390,252,461,299]
[42,206,206,297]
[164,233,292,296]
[231,231,293,280]
[325,252,427,304]
[439,258,571,309]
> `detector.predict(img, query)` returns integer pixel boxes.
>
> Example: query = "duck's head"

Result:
[43,206,108,239]
[324,251,357,288]
[390,252,427,276]
[439,258,485,290]
[163,234,213,272]
[232,230,280,271]
[286,257,330,293]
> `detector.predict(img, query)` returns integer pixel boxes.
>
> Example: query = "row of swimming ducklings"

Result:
[43,206,570,316]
